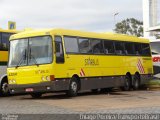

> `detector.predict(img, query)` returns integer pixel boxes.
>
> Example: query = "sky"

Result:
[0,0,143,32]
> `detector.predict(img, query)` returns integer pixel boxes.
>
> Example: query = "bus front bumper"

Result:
[9,80,70,94]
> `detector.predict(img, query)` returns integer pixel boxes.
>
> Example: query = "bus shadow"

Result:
[20,89,131,100]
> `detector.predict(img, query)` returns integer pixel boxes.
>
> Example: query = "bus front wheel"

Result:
[66,77,79,97]
[0,81,10,96]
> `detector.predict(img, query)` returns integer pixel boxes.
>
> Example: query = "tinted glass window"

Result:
[79,38,91,53]
[1,33,12,51]
[55,36,64,63]
[115,42,125,55]
[124,42,135,55]
[103,40,115,54]
[141,43,151,56]
[91,39,104,54]
[134,43,142,55]
[64,37,79,53]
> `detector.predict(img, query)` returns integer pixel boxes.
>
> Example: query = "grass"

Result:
[147,79,160,85]
[146,79,160,89]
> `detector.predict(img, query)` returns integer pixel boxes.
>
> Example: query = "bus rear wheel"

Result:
[122,75,131,91]
[66,77,79,97]
[133,74,140,90]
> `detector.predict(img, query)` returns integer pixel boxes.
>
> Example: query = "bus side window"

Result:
[115,42,125,55]
[55,36,65,63]
[91,39,104,54]
[1,33,10,51]
[134,43,142,55]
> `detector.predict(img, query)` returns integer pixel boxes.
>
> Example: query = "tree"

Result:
[114,18,143,37]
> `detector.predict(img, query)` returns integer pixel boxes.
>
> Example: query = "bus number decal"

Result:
[35,70,49,74]
[85,57,99,66]
[8,72,17,76]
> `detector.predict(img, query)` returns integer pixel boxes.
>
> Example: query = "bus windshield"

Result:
[8,36,52,67]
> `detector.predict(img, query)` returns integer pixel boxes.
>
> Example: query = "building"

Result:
[143,0,160,38]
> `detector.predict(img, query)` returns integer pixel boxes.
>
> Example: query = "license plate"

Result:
[25,88,34,92]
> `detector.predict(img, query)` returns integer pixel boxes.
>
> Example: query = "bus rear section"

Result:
[7,29,153,98]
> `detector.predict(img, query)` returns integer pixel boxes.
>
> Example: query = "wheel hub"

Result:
[71,82,77,92]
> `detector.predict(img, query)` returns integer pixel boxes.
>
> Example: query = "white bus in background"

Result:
[150,39,160,78]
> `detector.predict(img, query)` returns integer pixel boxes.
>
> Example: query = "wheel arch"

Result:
[0,74,8,85]
[135,72,140,79]
[134,71,141,83]
[126,72,132,80]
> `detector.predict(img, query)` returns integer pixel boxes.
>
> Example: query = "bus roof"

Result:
[10,28,149,43]
[0,28,19,33]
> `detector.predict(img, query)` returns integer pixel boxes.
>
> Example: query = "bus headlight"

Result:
[12,80,16,83]
[41,76,45,81]
[46,76,50,81]
[9,80,16,84]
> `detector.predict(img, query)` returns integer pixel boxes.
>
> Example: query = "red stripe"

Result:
[80,72,83,76]
[138,60,143,73]
[137,59,143,73]
[137,62,143,73]
[138,59,145,73]
[81,69,85,76]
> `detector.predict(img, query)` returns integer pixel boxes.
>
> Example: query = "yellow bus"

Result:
[7,29,153,98]
[0,28,18,96]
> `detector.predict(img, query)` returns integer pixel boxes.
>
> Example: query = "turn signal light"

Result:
[50,75,55,81]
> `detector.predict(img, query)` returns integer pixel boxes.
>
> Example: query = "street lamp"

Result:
[114,12,119,24]
[113,12,119,30]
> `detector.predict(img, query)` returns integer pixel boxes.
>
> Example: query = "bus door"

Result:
[55,36,65,63]
[54,36,66,77]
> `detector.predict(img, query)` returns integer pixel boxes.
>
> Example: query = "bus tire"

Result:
[133,74,140,90]
[122,75,131,91]
[66,77,78,97]
[0,81,10,96]
[30,93,42,98]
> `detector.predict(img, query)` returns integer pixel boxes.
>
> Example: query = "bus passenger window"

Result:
[134,43,142,55]
[103,40,115,54]
[64,37,79,53]
[91,39,104,54]
[124,42,135,55]
[55,36,64,63]
[115,42,125,55]
[141,43,151,56]
[79,38,91,53]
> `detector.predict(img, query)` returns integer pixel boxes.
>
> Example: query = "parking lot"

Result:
[0,89,160,114]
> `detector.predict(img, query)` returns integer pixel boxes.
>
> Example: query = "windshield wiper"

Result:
[29,48,39,67]
[15,49,27,69]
